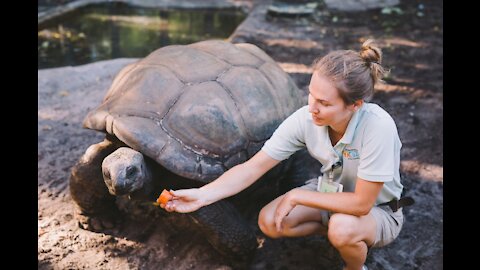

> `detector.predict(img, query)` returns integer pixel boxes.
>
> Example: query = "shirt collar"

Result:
[338,104,364,145]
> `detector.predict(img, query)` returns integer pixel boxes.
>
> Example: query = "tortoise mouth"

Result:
[105,178,145,196]
[112,185,131,196]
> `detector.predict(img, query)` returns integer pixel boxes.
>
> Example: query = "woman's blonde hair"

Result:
[312,39,386,104]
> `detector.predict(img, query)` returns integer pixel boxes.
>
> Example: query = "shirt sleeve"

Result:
[357,115,399,182]
[261,106,307,161]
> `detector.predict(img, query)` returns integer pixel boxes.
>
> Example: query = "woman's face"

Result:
[307,71,355,127]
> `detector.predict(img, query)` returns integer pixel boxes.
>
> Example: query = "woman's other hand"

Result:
[274,189,299,232]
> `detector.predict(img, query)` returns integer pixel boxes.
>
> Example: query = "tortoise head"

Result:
[101,147,151,195]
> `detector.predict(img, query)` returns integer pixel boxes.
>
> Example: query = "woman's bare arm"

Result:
[200,150,281,205]
[164,150,280,213]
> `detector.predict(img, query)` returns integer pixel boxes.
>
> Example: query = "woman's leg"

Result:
[327,213,377,270]
[258,194,327,238]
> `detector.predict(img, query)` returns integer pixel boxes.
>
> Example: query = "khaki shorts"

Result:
[299,178,404,248]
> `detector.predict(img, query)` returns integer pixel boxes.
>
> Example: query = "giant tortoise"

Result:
[69,39,320,259]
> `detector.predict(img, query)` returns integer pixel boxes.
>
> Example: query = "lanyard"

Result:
[328,161,342,181]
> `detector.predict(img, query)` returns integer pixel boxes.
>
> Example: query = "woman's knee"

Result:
[327,213,358,247]
[258,207,283,239]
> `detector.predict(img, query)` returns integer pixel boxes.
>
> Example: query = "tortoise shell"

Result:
[83,40,304,182]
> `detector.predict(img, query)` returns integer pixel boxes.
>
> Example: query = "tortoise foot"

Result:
[75,209,121,232]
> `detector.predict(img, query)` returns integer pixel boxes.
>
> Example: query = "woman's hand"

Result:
[274,189,299,232]
[161,189,207,213]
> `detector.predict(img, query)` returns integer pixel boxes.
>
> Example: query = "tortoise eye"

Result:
[126,166,137,178]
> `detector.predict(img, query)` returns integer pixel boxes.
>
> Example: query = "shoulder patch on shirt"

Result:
[343,148,360,160]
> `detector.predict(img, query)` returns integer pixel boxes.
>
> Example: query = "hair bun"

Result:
[360,39,382,64]
[359,39,386,84]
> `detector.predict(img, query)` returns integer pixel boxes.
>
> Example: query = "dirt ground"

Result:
[38,0,443,269]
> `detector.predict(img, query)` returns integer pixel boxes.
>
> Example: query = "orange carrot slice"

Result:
[156,189,173,205]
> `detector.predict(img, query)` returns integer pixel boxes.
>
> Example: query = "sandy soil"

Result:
[38,0,443,269]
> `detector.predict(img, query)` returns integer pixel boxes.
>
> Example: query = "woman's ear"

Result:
[352,100,364,112]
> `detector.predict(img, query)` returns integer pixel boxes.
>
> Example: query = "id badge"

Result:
[317,175,343,193]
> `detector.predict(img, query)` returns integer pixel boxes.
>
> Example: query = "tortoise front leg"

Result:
[188,199,258,262]
[69,136,121,231]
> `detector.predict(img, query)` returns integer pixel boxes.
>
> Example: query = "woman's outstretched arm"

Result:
[163,150,280,213]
